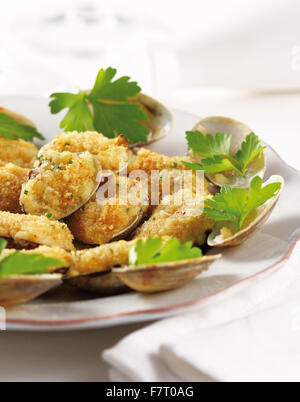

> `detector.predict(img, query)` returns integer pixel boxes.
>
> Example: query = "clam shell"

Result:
[110,210,147,243]
[208,175,284,248]
[22,154,103,220]
[0,274,62,307]
[0,107,36,128]
[113,255,221,293]
[69,271,130,296]
[83,92,174,147]
[129,94,174,147]
[190,116,266,188]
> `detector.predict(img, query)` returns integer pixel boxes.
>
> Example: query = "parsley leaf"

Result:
[234,132,265,175]
[186,131,232,157]
[0,113,45,142]
[50,92,94,132]
[129,237,203,267]
[184,131,265,178]
[49,67,150,144]
[184,156,240,175]
[0,238,64,278]
[203,176,282,232]
[0,238,7,254]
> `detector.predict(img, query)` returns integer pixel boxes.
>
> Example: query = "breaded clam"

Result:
[68,239,137,278]
[0,164,29,213]
[135,189,214,246]
[0,211,75,251]
[67,240,138,294]
[20,150,101,220]
[0,108,39,168]
[0,246,72,307]
[66,175,149,245]
[128,148,192,174]
[0,138,38,169]
[67,237,221,294]
[40,131,130,173]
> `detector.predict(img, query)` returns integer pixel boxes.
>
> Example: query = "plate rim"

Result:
[1,96,299,330]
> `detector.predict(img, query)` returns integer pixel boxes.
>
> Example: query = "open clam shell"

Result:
[83,91,174,147]
[129,94,174,147]
[21,153,102,220]
[110,209,147,243]
[113,255,221,293]
[0,274,62,307]
[69,271,130,296]
[190,116,266,189]
[208,175,284,248]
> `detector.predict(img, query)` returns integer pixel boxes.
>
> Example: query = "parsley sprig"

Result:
[49,67,150,144]
[0,113,44,142]
[0,239,64,278]
[129,237,203,267]
[183,131,265,178]
[203,176,282,232]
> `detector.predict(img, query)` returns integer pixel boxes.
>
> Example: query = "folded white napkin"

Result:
[103,240,300,382]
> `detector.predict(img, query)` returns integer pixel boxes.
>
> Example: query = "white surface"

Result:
[103,243,300,382]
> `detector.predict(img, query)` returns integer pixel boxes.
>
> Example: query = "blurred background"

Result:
[1,0,300,166]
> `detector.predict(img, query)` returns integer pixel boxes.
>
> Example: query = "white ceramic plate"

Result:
[1,96,300,332]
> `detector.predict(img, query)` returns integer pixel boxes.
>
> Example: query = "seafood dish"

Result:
[0,70,284,307]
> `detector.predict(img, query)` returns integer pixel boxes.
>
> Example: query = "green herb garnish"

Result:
[0,113,44,142]
[202,176,282,232]
[49,67,150,144]
[129,237,203,267]
[183,131,265,178]
[0,238,64,277]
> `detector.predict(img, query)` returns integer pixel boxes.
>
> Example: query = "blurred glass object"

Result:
[0,39,65,96]
[7,1,175,96]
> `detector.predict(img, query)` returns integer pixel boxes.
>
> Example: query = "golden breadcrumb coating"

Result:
[148,169,211,210]
[135,189,214,246]
[20,151,100,220]
[0,137,38,168]
[0,164,29,213]
[0,246,73,272]
[68,239,138,277]
[67,176,149,245]
[41,131,130,172]
[128,148,192,173]
[0,211,75,251]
